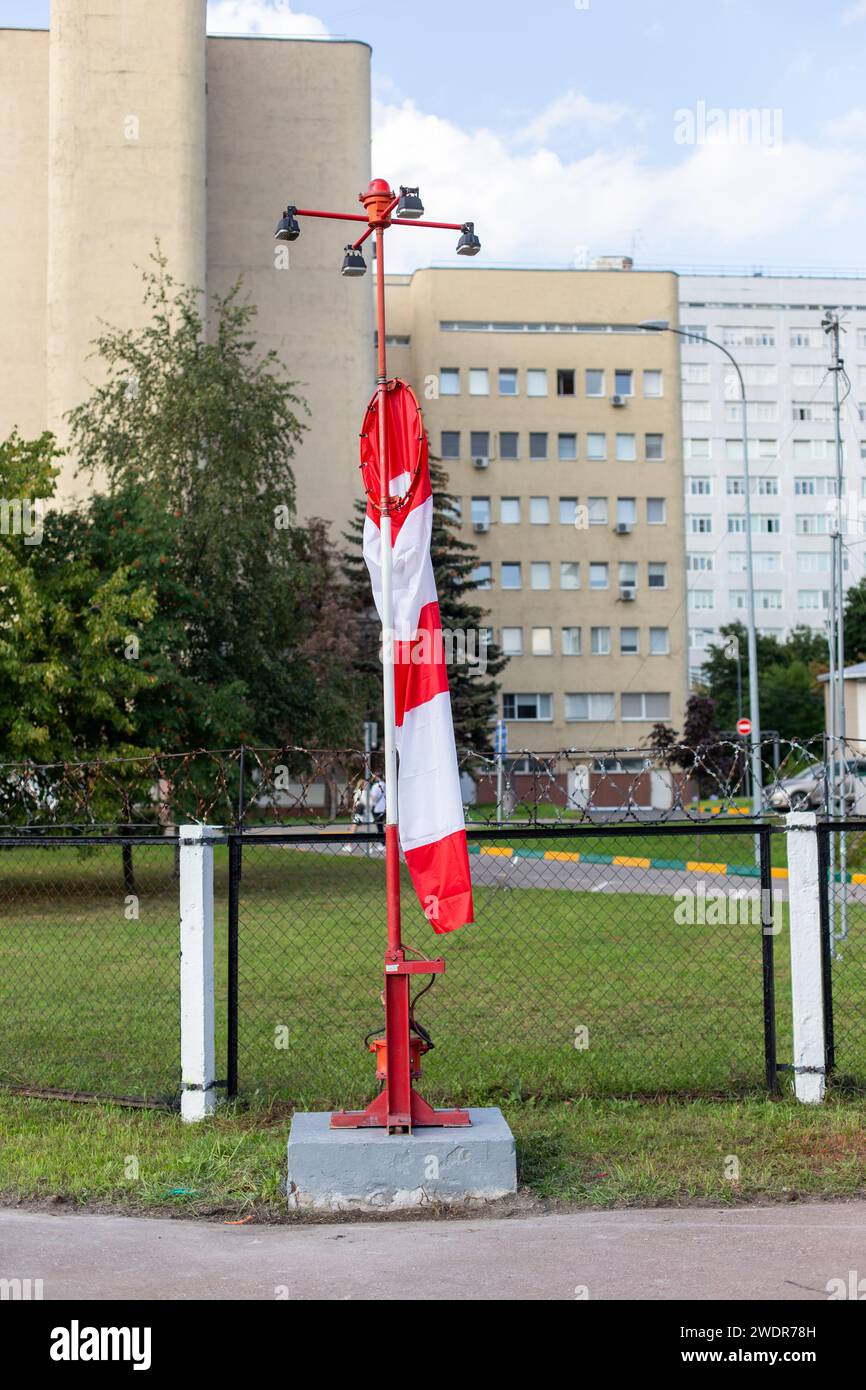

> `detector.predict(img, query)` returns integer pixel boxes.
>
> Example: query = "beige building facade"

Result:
[385,267,688,750]
[0,2,373,526]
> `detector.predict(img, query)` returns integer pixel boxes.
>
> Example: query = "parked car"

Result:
[767,759,866,812]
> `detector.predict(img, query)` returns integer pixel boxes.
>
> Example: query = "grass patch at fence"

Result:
[2,1091,866,1216]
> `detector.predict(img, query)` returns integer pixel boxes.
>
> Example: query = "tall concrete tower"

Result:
[47,0,207,493]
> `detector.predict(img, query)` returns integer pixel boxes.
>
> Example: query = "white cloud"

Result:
[824,108,866,142]
[206,1,328,37]
[372,95,860,271]
[841,0,866,22]
[515,90,643,146]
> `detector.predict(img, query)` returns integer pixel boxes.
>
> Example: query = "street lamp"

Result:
[275,178,480,1132]
[640,319,763,816]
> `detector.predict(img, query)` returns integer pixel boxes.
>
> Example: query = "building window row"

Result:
[440,430,665,462]
[502,691,672,723]
[685,439,856,461]
[467,495,667,528]
[499,625,670,657]
[438,367,663,398]
[471,560,668,591]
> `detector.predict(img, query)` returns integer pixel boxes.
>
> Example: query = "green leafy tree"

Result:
[0,430,155,761]
[67,253,364,749]
[343,459,506,754]
[698,621,825,741]
[842,576,866,665]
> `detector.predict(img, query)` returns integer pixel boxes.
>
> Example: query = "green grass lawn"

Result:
[2,1091,866,1216]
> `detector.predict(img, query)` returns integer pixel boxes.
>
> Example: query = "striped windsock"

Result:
[361,382,474,934]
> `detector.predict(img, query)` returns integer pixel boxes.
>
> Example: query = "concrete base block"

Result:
[287,1107,517,1212]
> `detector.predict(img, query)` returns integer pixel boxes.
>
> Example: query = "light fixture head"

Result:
[341,245,367,277]
[395,185,424,219]
[274,206,300,242]
[456,221,481,256]
[638,319,668,331]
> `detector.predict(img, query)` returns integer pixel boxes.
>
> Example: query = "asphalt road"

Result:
[3,1202,865,1300]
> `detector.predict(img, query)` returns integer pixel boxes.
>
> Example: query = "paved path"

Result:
[3,1202,865,1300]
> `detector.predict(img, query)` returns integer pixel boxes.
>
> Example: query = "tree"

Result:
[342,458,506,755]
[842,576,866,665]
[67,252,364,749]
[0,430,155,761]
[698,622,825,742]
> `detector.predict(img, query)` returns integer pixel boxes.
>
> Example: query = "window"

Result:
[559,497,579,525]
[689,627,717,650]
[526,369,548,397]
[795,477,841,497]
[790,328,822,349]
[725,363,778,388]
[616,433,636,462]
[619,561,637,590]
[793,402,834,422]
[620,626,639,654]
[730,551,781,573]
[531,561,551,590]
[684,438,711,459]
[798,589,830,610]
[683,401,712,421]
[727,475,780,496]
[796,513,832,535]
[471,562,491,589]
[557,369,576,396]
[501,562,522,589]
[726,438,778,460]
[558,433,578,461]
[648,562,667,589]
[503,692,553,721]
[725,400,778,424]
[585,369,605,396]
[682,324,707,344]
[531,626,553,656]
[588,497,609,525]
[565,692,615,722]
[643,369,663,398]
[756,590,783,610]
[791,365,824,387]
[647,497,667,524]
[587,433,607,460]
[589,562,609,590]
[645,433,664,460]
[794,439,835,461]
[687,553,714,572]
[591,627,611,655]
[440,368,460,395]
[500,431,519,460]
[470,497,491,527]
[616,497,637,526]
[689,590,715,610]
[682,363,710,385]
[562,626,582,656]
[754,515,781,534]
[688,515,712,534]
[729,589,747,611]
[500,626,523,655]
[722,327,775,348]
[469,368,489,396]
[529,496,550,525]
[622,692,672,721]
[529,432,548,460]
[798,551,830,573]
[500,497,520,524]
[560,561,581,590]
[498,368,518,396]
[650,627,669,655]
[687,476,713,496]
[441,431,460,460]
[470,431,490,458]
[614,369,633,397]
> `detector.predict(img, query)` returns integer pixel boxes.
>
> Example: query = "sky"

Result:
[4,0,866,273]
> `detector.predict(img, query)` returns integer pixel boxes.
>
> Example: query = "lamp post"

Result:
[275,180,480,1132]
[641,320,763,818]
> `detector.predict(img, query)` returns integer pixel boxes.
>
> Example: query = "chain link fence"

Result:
[820,822,866,1089]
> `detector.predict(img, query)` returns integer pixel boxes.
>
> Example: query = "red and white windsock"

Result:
[360,381,474,934]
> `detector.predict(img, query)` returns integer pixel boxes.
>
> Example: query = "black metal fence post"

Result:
[760,825,778,1094]
[817,822,836,1075]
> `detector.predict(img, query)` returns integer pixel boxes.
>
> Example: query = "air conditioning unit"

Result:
[473,519,490,534]
[615,522,632,535]
[473,456,490,470]
[611,394,627,407]
[619,585,636,601]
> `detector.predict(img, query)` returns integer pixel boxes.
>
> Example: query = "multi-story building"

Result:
[385,266,688,751]
[678,274,866,685]
[0,2,373,527]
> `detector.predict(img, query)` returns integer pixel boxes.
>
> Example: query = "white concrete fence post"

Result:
[785,811,826,1104]
[179,825,219,1122]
